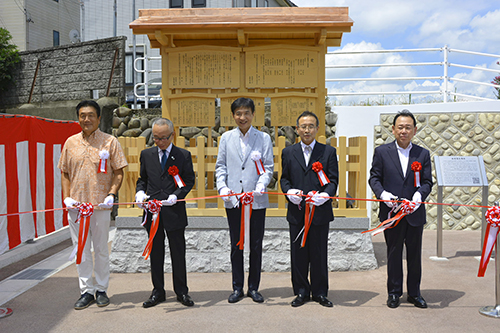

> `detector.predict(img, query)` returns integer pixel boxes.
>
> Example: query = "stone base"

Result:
[110,216,378,273]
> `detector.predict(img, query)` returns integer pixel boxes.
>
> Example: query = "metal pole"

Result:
[144,56,149,109]
[443,45,448,103]
[113,0,117,37]
[437,186,443,257]
[132,0,137,109]
[479,201,500,318]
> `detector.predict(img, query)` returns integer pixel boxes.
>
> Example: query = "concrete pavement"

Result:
[1,229,499,332]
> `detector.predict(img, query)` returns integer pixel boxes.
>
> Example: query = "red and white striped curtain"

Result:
[0,115,81,254]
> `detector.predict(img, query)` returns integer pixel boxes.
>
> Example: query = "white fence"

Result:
[326,46,500,104]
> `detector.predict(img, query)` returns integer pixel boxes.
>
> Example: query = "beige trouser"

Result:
[68,209,110,295]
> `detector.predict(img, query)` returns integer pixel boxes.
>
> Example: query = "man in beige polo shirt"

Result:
[58,100,128,310]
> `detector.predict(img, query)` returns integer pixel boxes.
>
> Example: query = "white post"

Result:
[443,45,449,103]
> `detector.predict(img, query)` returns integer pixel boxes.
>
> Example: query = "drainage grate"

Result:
[12,269,53,280]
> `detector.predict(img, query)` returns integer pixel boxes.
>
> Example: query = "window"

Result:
[125,53,144,85]
[170,0,183,8]
[53,31,60,46]
[192,0,206,7]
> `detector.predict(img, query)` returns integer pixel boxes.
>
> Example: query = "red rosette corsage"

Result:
[411,161,422,187]
[312,162,330,186]
[168,165,185,188]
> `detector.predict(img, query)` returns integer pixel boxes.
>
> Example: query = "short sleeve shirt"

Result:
[58,129,128,205]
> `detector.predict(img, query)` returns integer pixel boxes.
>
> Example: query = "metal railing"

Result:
[132,55,161,109]
[131,46,500,106]
[326,45,500,103]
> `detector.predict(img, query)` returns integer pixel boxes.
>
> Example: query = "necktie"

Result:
[304,145,312,166]
[161,150,167,171]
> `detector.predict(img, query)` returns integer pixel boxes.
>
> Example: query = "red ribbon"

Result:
[411,161,422,187]
[142,199,163,260]
[168,165,185,188]
[75,203,94,265]
[312,162,330,186]
[363,200,416,236]
[237,192,254,251]
[301,191,317,247]
[254,159,265,175]
[478,206,500,277]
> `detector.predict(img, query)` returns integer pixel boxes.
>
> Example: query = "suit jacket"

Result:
[280,142,339,226]
[136,145,195,231]
[215,126,274,209]
[369,141,433,227]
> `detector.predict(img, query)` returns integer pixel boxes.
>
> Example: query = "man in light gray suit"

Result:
[216,97,274,304]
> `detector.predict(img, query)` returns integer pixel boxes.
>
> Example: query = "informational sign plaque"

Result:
[435,156,486,186]
[169,49,240,89]
[246,49,318,88]
[170,98,215,127]
[271,97,316,126]
[220,98,265,127]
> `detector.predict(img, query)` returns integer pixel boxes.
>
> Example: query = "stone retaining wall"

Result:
[110,217,378,273]
[0,37,126,109]
[371,112,500,230]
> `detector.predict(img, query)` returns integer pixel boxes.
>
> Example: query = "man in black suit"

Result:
[280,111,339,308]
[135,118,195,308]
[369,109,433,309]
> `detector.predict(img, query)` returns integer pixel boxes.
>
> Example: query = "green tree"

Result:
[0,27,21,92]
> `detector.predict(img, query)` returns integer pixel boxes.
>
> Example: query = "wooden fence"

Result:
[118,135,367,218]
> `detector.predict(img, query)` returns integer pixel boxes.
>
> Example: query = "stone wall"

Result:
[0,37,126,109]
[371,112,500,230]
[110,217,378,273]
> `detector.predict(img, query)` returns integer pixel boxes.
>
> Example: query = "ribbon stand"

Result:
[479,202,500,318]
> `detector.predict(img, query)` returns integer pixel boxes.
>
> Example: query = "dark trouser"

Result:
[226,207,266,292]
[147,219,188,298]
[384,218,423,297]
[289,222,329,297]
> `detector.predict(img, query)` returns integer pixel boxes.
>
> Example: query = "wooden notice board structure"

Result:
[125,7,362,218]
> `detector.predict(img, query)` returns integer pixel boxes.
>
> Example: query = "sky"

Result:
[292,0,500,105]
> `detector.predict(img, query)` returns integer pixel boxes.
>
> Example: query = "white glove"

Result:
[411,191,422,212]
[253,183,266,196]
[64,197,79,212]
[219,187,233,202]
[98,195,114,209]
[135,191,149,209]
[161,194,177,206]
[312,192,330,206]
[286,189,303,206]
[380,191,397,208]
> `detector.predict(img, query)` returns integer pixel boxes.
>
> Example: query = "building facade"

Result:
[0,0,80,52]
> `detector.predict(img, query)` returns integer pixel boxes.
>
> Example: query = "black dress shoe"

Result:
[228,290,244,303]
[177,294,194,307]
[387,294,400,308]
[247,290,264,303]
[95,291,110,307]
[291,293,310,307]
[143,293,166,308]
[312,295,333,307]
[74,292,95,310]
[407,295,427,308]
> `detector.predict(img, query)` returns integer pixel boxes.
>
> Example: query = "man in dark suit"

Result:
[280,111,339,308]
[369,109,433,309]
[135,118,195,308]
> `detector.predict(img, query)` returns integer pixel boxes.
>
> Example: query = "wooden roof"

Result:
[129,7,353,48]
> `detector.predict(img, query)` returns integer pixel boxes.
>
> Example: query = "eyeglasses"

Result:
[153,132,173,141]
[298,124,317,130]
